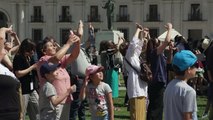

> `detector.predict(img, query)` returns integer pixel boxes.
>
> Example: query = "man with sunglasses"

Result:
[164,50,198,120]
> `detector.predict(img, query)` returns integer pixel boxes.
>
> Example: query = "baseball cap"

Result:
[85,65,104,76]
[172,50,197,71]
[40,62,60,78]
[202,38,212,51]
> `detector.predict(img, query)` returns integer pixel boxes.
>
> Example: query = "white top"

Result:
[0,63,16,78]
[125,37,148,99]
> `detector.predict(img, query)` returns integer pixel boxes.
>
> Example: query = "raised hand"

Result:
[165,23,172,30]
[77,20,83,37]
[67,31,80,44]
[136,23,143,31]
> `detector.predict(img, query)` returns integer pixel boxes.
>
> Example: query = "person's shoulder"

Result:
[40,55,51,61]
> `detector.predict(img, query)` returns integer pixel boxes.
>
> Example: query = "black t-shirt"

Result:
[0,75,21,119]
[13,54,37,94]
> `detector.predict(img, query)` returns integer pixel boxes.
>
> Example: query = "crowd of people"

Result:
[0,20,213,120]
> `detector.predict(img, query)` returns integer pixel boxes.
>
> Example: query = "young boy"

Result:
[164,50,198,120]
[39,62,76,120]
[80,65,114,120]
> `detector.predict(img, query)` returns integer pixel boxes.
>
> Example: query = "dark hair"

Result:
[172,65,185,76]
[18,38,36,55]
[146,38,159,63]
[36,41,44,59]
[99,40,117,55]
[42,36,55,50]
[119,42,129,56]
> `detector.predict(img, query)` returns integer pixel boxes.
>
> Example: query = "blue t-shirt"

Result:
[149,49,167,84]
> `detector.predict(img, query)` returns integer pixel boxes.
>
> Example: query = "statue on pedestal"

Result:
[102,0,114,30]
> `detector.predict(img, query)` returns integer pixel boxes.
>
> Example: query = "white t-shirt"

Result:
[125,37,148,99]
[0,63,16,78]
[164,79,197,120]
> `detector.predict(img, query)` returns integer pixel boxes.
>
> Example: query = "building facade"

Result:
[0,0,213,46]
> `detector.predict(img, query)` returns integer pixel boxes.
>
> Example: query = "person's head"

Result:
[85,65,104,83]
[119,41,129,56]
[40,62,60,82]
[172,50,198,78]
[18,38,36,57]
[146,38,160,62]
[41,36,57,56]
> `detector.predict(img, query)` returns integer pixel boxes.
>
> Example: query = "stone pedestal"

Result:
[95,30,124,50]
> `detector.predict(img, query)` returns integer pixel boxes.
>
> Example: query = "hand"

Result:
[83,76,90,86]
[77,20,83,37]
[67,85,76,94]
[10,31,17,37]
[164,23,172,30]
[135,23,143,31]
[67,31,80,44]
[32,63,38,70]
[0,25,13,33]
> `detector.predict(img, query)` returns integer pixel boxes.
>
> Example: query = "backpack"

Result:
[124,57,153,83]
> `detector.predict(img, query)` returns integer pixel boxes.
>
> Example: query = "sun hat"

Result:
[85,65,104,76]
[172,50,197,71]
[202,38,212,51]
[40,62,60,78]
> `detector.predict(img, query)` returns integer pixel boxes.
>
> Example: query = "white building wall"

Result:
[0,0,212,43]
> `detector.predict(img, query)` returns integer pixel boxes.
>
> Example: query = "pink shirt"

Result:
[37,55,71,103]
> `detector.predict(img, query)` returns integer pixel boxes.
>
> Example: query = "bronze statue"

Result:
[103,0,114,30]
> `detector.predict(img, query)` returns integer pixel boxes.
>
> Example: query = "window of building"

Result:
[149,28,159,38]
[148,5,159,21]
[60,6,71,22]
[32,6,43,22]
[118,5,129,21]
[190,4,201,21]
[60,29,70,44]
[89,6,100,22]
[32,29,43,43]
[117,28,129,41]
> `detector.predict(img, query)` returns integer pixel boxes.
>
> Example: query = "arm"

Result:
[49,86,73,107]
[9,32,21,55]
[2,55,13,70]
[0,26,12,61]
[134,23,143,40]
[64,21,82,65]
[106,92,114,120]
[183,112,193,120]
[14,63,37,78]
[48,32,79,64]
[157,23,172,55]
[79,76,89,101]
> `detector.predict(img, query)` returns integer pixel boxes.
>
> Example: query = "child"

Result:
[80,65,114,120]
[164,50,198,120]
[39,62,76,120]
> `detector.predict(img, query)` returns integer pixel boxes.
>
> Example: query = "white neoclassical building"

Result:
[0,0,213,45]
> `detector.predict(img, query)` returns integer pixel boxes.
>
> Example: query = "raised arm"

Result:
[157,23,172,55]
[79,76,89,101]
[50,85,76,107]
[64,20,83,65]
[0,26,12,62]
[48,32,80,64]
[9,32,21,55]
